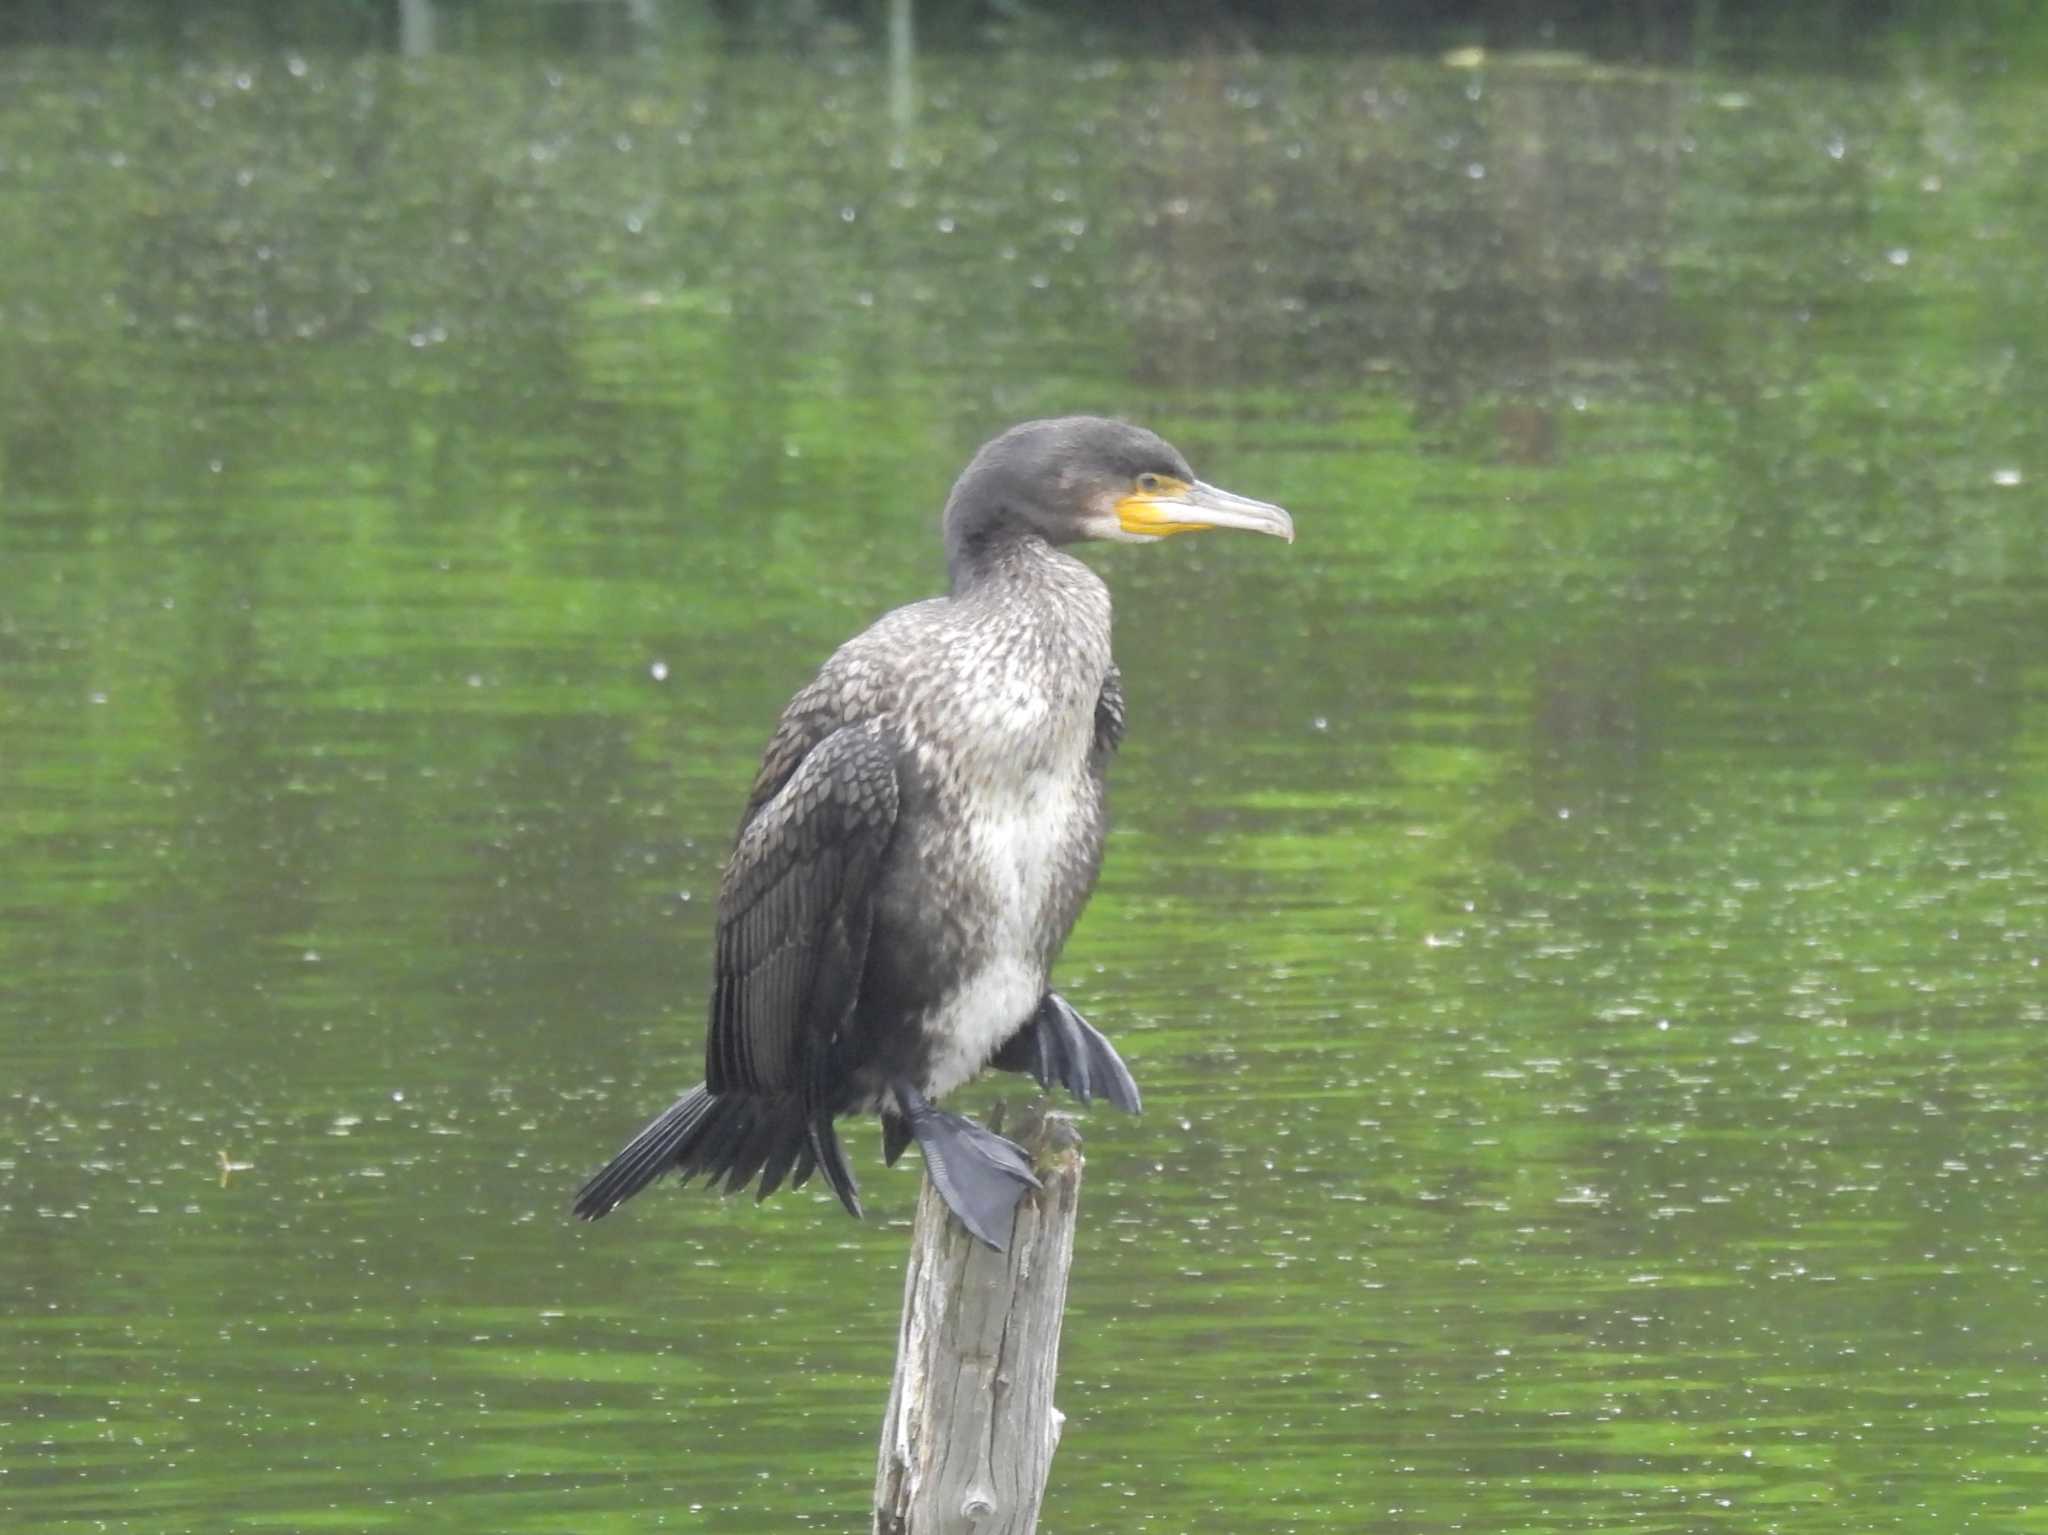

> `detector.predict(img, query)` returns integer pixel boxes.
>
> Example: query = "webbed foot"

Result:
[893,1081,1040,1250]
[991,992,1142,1113]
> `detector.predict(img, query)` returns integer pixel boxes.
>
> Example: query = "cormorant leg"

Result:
[891,1081,1040,1251]
[990,992,1142,1114]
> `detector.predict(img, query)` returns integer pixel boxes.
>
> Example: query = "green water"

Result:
[4,8,2047,1532]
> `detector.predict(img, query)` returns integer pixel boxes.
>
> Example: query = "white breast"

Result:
[907,621,1103,1100]
[918,763,1095,1099]
[873,546,1112,1102]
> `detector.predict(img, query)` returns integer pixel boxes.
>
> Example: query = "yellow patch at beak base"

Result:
[1114,479,1207,537]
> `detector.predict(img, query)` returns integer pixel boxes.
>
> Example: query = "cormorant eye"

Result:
[1137,472,1163,492]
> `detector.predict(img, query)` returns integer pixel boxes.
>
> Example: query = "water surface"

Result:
[3,10,2046,1533]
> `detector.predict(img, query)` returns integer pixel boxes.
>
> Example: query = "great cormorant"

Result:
[573,416,1293,1248]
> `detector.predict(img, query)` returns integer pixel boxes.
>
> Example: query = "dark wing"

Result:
[743,690,841,821]
[707,717,899,1100]
[1092,664,1126,764]
[741,622,921,820]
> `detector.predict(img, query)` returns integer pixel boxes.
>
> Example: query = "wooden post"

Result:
[874,1108,1083,1535]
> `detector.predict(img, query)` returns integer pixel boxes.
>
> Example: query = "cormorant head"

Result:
[943,416,1293,585]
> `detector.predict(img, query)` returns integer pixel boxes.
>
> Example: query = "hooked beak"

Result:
[1115,479,1295,543]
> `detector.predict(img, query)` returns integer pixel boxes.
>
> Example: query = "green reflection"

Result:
[3,10,2046,1535]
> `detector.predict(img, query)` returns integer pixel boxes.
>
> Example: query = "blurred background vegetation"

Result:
[7,0,2048,67]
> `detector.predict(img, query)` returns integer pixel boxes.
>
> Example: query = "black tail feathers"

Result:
[572,1084,860,1222]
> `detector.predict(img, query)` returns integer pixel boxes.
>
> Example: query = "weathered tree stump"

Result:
[873,1108,1083,1535]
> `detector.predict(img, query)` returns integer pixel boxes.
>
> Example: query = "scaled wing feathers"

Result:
[1093,664,1126,761]
[707,718,899,1098]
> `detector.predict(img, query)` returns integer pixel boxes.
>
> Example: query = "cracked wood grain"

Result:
[874,1108,1083,1535]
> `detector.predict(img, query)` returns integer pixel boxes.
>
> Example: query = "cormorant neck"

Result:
[946,519,1062,596]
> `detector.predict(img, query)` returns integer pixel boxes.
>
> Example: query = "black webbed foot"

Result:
[893,1081,1039,1251]
[880,1110,913,1168]
[991,992,1142,1113]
